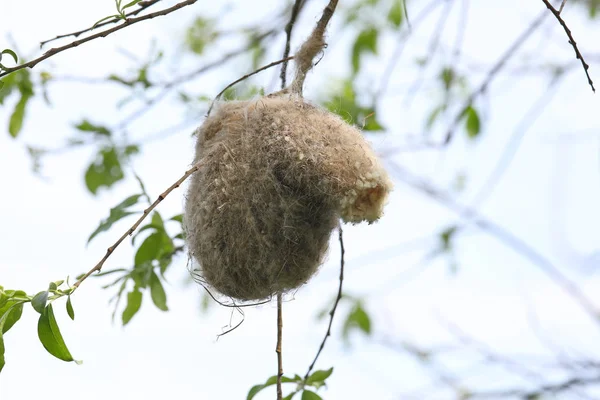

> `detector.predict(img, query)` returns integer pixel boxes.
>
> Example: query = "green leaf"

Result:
[388,0,404,28]
[247,384,265,400]
[464,106,481,139]
[440,67,455,90]
[342,302,371,340]
[301,390,322,400]
[170,214,183,223]
[8,93,30,138]
[186,17,218,55]
[247,375,297,400]
[351,28,378,74]
[37,304,78,362]
[84,147,126,194]
[440,225,457,251]
[31,291,49,314]
[121,0,142,11]
[426,104,445,130]
[88,194,142,243]
[1,49,18,65]
[135,232,167,266]
[66,296,75,320]
[92,15,120,29]
[283,392,298,400]
[149,272,168,311]
[122,289,142,325]
[74,119,112,136]
[0,302,24,334]
[0,333,5,372]
[306,367,334,388]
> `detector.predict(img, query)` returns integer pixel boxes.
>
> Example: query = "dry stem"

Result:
[276,293,283,400]
[304,225,345,380]
[541,0,595,92]
[280,0,305,88]
[206,56,294,116]
[0,0,197,79]
[73,161,203,289]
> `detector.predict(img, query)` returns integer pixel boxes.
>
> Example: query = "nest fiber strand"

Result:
[185,95,392,301]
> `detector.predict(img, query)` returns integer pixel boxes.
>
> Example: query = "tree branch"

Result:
[304,225,345,380]
[541,0,595,92]
[39,0,162,48]
[73,160,202,289]
[0,0,197,79]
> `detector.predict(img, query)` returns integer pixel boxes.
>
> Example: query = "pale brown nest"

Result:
[184,95,392,301]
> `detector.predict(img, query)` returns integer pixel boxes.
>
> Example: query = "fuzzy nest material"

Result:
[184,95,392,301]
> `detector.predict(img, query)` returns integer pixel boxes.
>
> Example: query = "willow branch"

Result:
[304,225,345,380]
[541,0,595,92]
[73,160,203,289]
[0,0,197,79]
[39,0,162,48]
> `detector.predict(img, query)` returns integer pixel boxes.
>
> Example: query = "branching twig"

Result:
[304,225,345,380]
[541,0,595,92]
[0,0,197,79]
[39,0,162,48]
[276,293,284,400]
[442,10,548,144]
[558,0,568,14]
[207,56,294,116]
[73,160,203,289]
[280,0,305,89]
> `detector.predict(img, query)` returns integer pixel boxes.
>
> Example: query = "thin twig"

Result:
[442,10,549,144]
[558,0,568,14]
[541,0,595,92]
[0,0,198,79]
[304,225,345,380]
[386,161,600,324]
[276,293,283,400]
[206,56,294,116]
[73,160,203,289]
[39,0,162,48]
[280,0,305,89]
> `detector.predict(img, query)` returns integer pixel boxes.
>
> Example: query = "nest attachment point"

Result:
[184,94,392,301]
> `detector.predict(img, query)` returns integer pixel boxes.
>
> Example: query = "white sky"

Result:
[1,0,600,399]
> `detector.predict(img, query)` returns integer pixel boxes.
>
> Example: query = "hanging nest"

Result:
[184,1,391,301]
[184,94,392,301]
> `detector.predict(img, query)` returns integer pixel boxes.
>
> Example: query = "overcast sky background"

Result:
[1,0,600,399]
